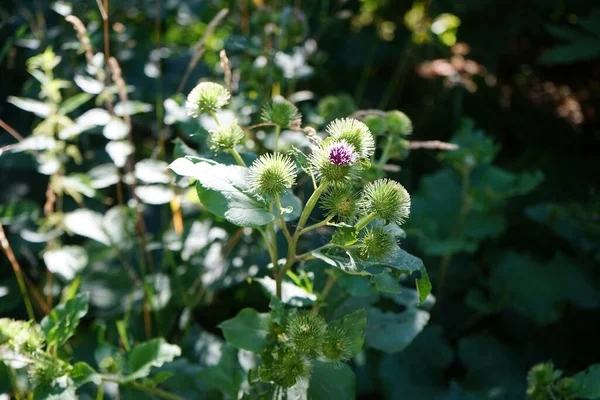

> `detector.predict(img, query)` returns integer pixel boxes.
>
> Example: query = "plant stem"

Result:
[229,148,247,167]
[355,212,377,231]
[299,215,332,236]
[274,195,292,242]
[295,183,328,233]
[274,124,281,153]
[0,224,35,320]
[312,274,337,312]
[100,375,187,400]
[377,135,394,171]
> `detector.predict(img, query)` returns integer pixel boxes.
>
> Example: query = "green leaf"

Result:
[255,276,316,307]
[43,245,88,281]
[269,295,286,326]
[7,96,53,117]
[198,344,244,399]
[371,269,401,294]
[41,292,89,347]
[59,92,93,115]
[64,207,134,248]
[328,309,366,358]
[539,38,600,65]
[573,364,600,399]
[365,307,429,353]
[70,362,100,388]
[307,361,355,400]
[126,338,182,381]
[170,157,276,227]
[218,308,270,352]
[33,376,76,400]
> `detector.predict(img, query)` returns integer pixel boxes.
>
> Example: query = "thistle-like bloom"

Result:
[326,118,375,159]
[310,140,361,185]
[385,110,413,136]
[185,82,230,117]
[207,120,246,152]
[272,350,312,388]
[321,326,353,364]
[356,226,396,260]
[360,179,411,226]
[248,153,297,198]
[286,311,326,358]
[320,186,358,223]
[261,98,301,129]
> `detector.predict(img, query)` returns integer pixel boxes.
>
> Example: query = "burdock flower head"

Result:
[248,153,297,198]
[286,311,327,358]
[356,226,396,260]
[311,140,361,184]
[208,120,245,152]
[321,326,353,364]
[326,118,375,160]
[320,186,358,223]
[385,110,413,136]
[261,98,301,129]
[185,82,230,117]
[360,179,411,226]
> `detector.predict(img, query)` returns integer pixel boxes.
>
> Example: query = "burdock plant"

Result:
[171,81,431,395]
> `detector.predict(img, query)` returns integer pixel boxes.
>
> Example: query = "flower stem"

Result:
[355,211,377,231]
[296,182,329,233]
[299,215,333,236]
[100,375,187,400]
[229,148,247,167]
[274,124,281,153]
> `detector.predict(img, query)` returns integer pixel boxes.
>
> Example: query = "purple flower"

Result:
[328,141,358,166]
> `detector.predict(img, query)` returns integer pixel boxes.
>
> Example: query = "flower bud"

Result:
[321,326,352,363]
[208,120,246,152]
[248,153,297,198]
[286,311,326,358]
[261,98,301,129]
[360,179,411,226]
[272,350,312,388]
[320,186,358,223]
[326,118,375,160]
[185,82,230,117]
[363,114,386,136]
[310,140,361,185]
[356,226,396,260]
[385,110,413,136]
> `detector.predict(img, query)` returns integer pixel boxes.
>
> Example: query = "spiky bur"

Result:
[185,82,230,117]
[261,98,301,129]
[248,153,297,198]
[326,118,375,160]
[271,350,312,388]
[310,140,361,185]
[321,326,352,364]
[320,186,358,223]
[385,110,413,136]
[208,120,246,152]
[360,179,411,226]
[0,319,44,354]
[286,311,327,358]
[356,226,396,260]
[526,362,580,400]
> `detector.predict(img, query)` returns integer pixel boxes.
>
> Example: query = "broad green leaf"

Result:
[126,338,182,381]
[106,140,133,168]
[269,295,286,326]
[573,364,600,399]
[88,164,119,189]
[41,292,89,347]
[33,376,76,400]
[64,206,134,248]
[61,174,96,198]
[371,269,401,294]
[135,159,171,184]
[170,157,275,227]
[218,308,270,352]
[198,344,244,399]
[539,38,600,65]
[103,117,129,140]
[307,361,355,400]
[328,309,366,358]
[59,92,93,115]
[43,245,88,281]
[70,362,100,388]
[74,75,104,94]
[365,307,429,353]
[135,185,175,205]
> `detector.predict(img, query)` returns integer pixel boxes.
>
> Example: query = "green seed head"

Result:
[286,311,327,358]
[326,118,375,160]
[385,110,413,136]
[261,98,301,129]
[321,326,352,363]
[356,226,396,260]
[208,120,246,152]
[320,186,358,223]
[186,82,230,117]
[360,179,411,226]
[272,350,312,388]
[363,115,386,136]
[248,153,297,198]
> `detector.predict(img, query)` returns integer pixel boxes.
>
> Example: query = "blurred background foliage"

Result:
[1,0,599,399]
